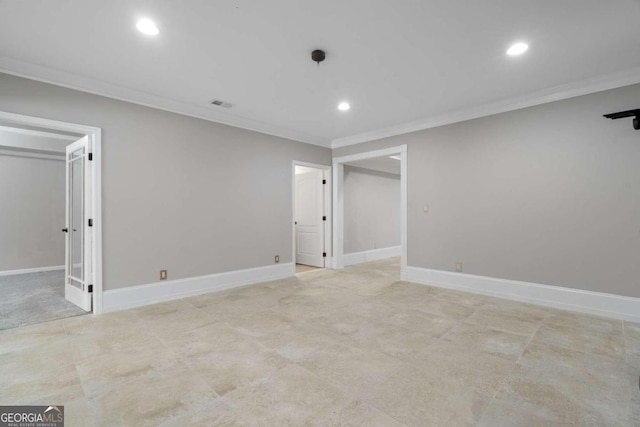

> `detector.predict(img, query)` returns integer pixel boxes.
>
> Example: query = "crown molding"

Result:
[331,66,640,149]
[4,56,639,152]
[0,56,331,148]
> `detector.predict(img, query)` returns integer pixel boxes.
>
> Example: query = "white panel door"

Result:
[64,136,92,311]
[295,170,325,267]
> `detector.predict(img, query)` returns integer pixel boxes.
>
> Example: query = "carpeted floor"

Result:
[0,270,87,331]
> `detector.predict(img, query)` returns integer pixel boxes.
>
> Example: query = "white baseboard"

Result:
[343,246,401,266]
[406,266,640,322]
[103,262,295,313]
[0,265,64,277]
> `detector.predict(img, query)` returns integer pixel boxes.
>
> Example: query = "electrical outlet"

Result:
[160,270,167,280]
[275,255,280,263]
[455,263,463,272]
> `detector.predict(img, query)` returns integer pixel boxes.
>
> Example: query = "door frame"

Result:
[292,161,332,271]
[332,144,408,279]
[0,111,104,314]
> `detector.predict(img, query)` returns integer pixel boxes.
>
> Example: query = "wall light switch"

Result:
[455,263,463,272]
[423,204,429,213]
[160,270,168,280]
[275,255,280,263]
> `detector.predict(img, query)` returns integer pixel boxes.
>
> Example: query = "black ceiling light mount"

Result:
[311,49,326,65]
[603,109,640,130]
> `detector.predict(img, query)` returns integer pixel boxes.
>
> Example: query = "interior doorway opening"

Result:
[292,161,331,274]
[332,145,408,279]
[0,111,103,327]
[342,154,402,271]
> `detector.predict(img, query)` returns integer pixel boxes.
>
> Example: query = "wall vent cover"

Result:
[210,99,233,108]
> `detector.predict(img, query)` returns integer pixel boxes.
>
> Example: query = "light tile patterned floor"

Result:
[295,264,322,274]
[1,258,638,426]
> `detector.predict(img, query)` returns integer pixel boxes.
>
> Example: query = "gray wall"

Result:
[344,165,400,254]
[334,84,640,298]
[0,154,65,271]
[0,73,331,290]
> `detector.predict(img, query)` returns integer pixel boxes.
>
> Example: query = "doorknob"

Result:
[61,228,68,233]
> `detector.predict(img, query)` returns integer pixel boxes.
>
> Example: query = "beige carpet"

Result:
[1,258,638,426]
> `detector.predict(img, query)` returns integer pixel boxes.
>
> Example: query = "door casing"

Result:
[292,161,332,271]
[0,111,104,314]
[332,145,408,279]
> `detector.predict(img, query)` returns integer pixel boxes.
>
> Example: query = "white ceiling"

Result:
[1,0,639,148]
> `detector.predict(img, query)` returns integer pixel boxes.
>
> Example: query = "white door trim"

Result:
[0,111,104,314]
[292,161,331,271]
[332,145,408,278]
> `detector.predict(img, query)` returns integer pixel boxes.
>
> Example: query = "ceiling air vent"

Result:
[210,99,233,108]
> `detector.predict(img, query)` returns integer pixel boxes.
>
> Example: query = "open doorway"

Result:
[0,111,102,329]
[343,156,401,266]
[332,145,407,279]
[292,161,331,274]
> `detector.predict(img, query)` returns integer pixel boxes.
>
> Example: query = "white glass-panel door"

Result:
[64,136,92,311]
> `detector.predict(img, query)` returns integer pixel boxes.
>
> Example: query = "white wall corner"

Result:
[406,266,640,322]
[343,246,401,266]
[102,262,294,313]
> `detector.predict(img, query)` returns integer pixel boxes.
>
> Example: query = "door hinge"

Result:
[323,252,327,258]
[322,216,326,221]
[88,153,93,161]
[88,218,93,227]
[88,285,93,293]
[322,179,326,184]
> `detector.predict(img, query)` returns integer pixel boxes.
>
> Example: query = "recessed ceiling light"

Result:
[338,102,350,111]
[506,42,528,56]
[136,18,159,36]
[389,155,401,160]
